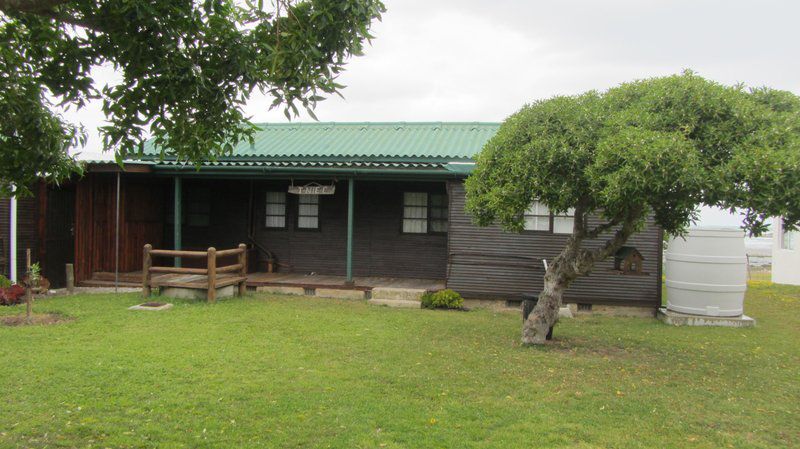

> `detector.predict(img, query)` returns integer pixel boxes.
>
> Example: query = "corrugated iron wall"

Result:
[446,181,662,306]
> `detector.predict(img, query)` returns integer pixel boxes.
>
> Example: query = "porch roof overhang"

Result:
[131,158,477,180]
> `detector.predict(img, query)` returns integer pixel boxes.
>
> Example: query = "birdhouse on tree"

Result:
[614,246,645,274]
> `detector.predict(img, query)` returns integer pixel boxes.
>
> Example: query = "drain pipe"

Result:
[9,185,17,283]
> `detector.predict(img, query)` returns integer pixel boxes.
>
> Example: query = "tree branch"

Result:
[584,219,621,239]
[591,207,644,264]
[0,0,99,30]
[0,0,69,14]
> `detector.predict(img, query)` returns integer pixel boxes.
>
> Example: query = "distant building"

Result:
[772,218,800,285]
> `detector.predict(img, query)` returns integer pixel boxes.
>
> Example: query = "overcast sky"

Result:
[67,0,799,227]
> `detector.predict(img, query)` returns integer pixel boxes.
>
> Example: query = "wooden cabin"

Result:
[0,122,663,309]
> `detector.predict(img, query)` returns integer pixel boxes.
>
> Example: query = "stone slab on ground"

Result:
[315,288,365,300]
[128,303,173,311]
[371,287,425,301]
[657,307,756,327]
[161,285,234,301]
[256,286,306,296]
[567,303,656,318]
[368,298,422,308]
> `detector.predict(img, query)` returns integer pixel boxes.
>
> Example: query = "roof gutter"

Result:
[149,165,470,179]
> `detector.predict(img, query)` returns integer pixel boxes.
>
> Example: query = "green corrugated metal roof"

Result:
[141,122,500,162]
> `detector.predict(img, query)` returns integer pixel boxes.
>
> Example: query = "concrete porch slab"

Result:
[256,285,306,296]
[657,307,756,327]
[368,298,422,308]
[315,288,365,300]
[371,287,425,301]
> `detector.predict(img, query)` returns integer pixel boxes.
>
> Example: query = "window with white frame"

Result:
[403,192,428,233]
[297,194,320,229]
[553,208,576,234]
[265,192,286,228]
[781,230,798,250]
[523,202,550,231]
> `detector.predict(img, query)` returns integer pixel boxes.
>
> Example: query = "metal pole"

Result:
[346,178,354,284]
[174,176,182,267]
[115,171,120,292]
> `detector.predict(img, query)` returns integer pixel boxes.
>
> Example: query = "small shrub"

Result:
[422,289,464,310]
[0,275,11,289]
[420,291,435,309]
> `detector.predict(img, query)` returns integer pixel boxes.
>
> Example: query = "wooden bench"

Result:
[142,244,248,302]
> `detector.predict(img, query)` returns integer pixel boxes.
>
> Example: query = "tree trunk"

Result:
[522,266,568,345]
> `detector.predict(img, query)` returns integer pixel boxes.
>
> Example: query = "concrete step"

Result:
[370,287,426,301]
[79,279,140,288]
[368,298,421,308]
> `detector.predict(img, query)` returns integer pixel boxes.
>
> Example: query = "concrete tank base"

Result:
[657,308,755,328]
[161,285,234,301]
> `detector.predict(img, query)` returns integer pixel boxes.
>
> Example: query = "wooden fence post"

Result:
[143,244,152,298]
[238,243,247,297]
[207,247,217,303]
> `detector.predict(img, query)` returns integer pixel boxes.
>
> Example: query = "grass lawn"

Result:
[1,283,798,448]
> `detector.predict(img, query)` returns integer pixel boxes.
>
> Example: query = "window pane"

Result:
[526,202,549,216]
[298,216,318,229]
[553,216,574,234]
[404,192,427,207]
[783,229,797,250]
[403,219,427,233]
[265,216,285,228]
[266,203,285,216]
[266,191,286,203]
[403,206,427,219]
[524,216,549,231]
[430,220,447,233]
[298,204,318,216]
[299,194,319,205]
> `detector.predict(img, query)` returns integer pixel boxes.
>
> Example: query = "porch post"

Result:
[346,178,354,284]
[174,176,182,267]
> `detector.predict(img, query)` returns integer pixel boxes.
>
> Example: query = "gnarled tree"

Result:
[0,0,385,196]
[465,72,800,345]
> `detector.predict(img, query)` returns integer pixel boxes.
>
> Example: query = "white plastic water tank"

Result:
[665,227,747,316]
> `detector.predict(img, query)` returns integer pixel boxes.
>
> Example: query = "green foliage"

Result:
[28,262,40,283]
[0,275,11,289]
[0,0,385,195]
[422,289,464,310]
[466,72,800,237]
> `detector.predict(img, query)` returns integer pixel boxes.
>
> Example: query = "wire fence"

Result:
[746,254,772,282]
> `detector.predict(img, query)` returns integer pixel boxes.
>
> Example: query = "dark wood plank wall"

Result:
[74,174,166,282]
[0,198,8,278]
[171,179,449,279]
[446,181,663,306]
[0,193,40,279]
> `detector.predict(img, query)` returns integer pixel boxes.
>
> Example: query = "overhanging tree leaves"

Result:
[0,0,385,196]
[465,72,800,345]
